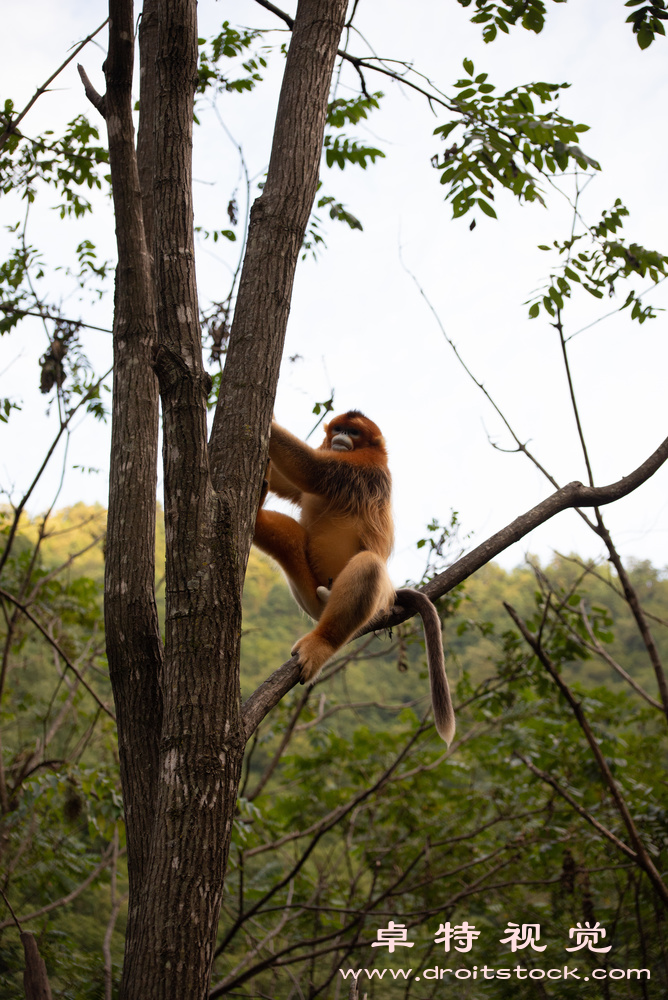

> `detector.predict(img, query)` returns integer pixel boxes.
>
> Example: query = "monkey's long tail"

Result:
[394,588,456,745]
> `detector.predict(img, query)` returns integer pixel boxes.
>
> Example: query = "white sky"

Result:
[1,0,668,585]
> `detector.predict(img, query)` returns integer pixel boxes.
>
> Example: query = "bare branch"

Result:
[253,0,294,28]
[418,435,668,604]
[0,367,112,577]
[0,586,115,720]
[577,600,662,710]
[247,688,310,800]
[555,307,595,486]
[0,305,112,334]
[0,842,123,930]
[0,20,109,149]
[593,515,668,720]
[77,63,107,117]
[243,656,302,740]
[514,753,638,861]
[252,0,457,112]
[0,886,21,932]
[504,601,668,905]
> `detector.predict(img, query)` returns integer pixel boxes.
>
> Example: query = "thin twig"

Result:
[504,601,668,905]
[0,586,115,719]
[0,20,109,148]
[0,842,124,930]
[577,599,661,709]
[514,753,637,861]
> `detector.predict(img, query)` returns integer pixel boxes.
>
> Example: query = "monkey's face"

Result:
[329,425,358,452]
[322,411,384,454]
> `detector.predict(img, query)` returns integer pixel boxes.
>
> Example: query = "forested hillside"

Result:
[1,504,667,996]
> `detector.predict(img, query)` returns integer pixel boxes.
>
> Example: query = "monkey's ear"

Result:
[323,422,330,435]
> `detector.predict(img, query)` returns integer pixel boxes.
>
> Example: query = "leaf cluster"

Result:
[0,105,110,218]
[459,0,667,48]
[301,189,364,259]
[195,224,237,243]
[298,91,386,257]
[0,240,43,335]
[327,91,383,128]
[457,0,562,42]
[0,106,112,408]
[197,22,267,95]
[527,199,668,321]
[625,0,668,49]
[323,135,385,171]
[433,61,598,221]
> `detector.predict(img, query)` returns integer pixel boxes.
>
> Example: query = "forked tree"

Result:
[66,0,668,997]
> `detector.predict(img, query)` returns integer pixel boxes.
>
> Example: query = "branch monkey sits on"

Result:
[253,410,455,743]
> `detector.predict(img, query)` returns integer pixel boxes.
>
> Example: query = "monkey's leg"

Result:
[293,551,394,683]
[254,509,323,618]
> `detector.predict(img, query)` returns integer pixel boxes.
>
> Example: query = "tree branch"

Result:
[251,0,457,111]
[0,369,111,578]
[0,20,109,149]
[101,0,164,905]
[77,64,106,116]
[0,842,123,930]
[505,601,668,905]
[0,586,114,719]
[576,600,661,710]
[514,752,638,861]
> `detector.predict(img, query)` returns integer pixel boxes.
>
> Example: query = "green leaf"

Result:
[637,24,654,48]
[434,121,459,141]
[477,197,497,219]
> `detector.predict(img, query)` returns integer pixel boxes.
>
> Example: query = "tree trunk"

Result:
[102,0,164,982]
[101,0,349,997]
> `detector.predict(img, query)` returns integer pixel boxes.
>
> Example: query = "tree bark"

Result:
[22,932,53,1000]
[209,0,351,552]
[100,0,164,982]
[115,0,244,994]
[110,1,349,997]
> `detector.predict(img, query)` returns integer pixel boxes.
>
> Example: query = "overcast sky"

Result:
[2,0,667,585]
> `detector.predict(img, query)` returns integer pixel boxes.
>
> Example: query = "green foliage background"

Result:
[2,504,667,997]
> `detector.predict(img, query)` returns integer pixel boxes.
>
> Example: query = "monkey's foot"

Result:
[292,632,336,684]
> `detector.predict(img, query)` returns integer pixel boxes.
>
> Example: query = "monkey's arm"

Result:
[266,460,303,505]
[395,588,455,744]
[269,421,336,494]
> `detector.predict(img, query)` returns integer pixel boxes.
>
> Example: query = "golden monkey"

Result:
[253,410,455,743]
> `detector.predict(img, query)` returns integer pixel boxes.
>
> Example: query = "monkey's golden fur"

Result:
[253,411,455,743]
